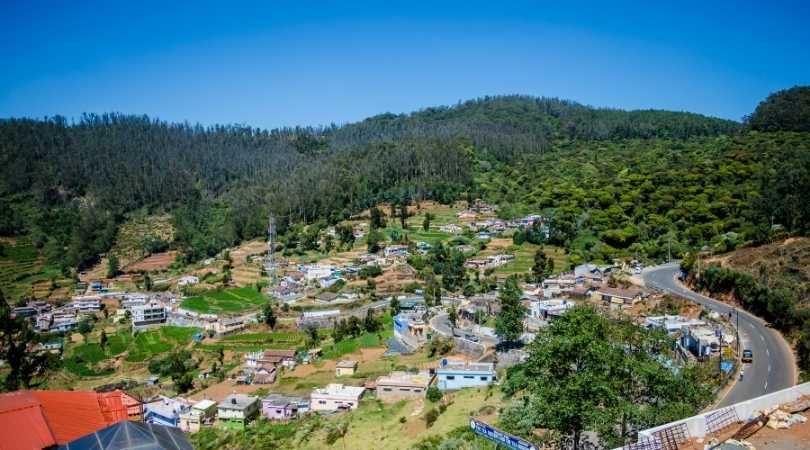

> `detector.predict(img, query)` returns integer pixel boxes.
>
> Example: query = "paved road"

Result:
[429,313,499,346]
[643,263,795,407]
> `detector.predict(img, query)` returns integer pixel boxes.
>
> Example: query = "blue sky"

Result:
[2,0,809,128]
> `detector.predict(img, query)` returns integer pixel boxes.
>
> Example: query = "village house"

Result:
[179,399,217,433]
[645,315,706,334]
[261,394,308,421]
[529,299,577,321]
[245,349,297,370]
[177,275,199,286]
[594,286,645,307]
[214,315,249,335]
[436,361,496,391]
[250,366,277,384]
[376,370,434,403]
[303,264,334,281]
[310,384,365,412]
[384,244,409,258]
[71,296,102,313]
[131,301,167,330]
[681,325,722,358]
[298,309,340,329]
[217,394,260,430]
[439,224,462,234]
[457,210,477,220]
[335,360,358,377]
[144,396,191,428]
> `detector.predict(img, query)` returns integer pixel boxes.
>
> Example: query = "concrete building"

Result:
[310,384,365,412]
[131,302,167,330]
[376,371,434,403]
[681,325,721,358]
[217,394,260,430]
[71,296,102,313]
[261,394,308,421]
[179,399,217,433]
[529,299,576,320]
[335,360,358,377]
[393,312,427,349]
[645,315,706,334]
[144,396,191,428]
[436,361,496,391]
[594,286,644,307]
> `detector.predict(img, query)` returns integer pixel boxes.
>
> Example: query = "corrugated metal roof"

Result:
[0,390,139,448]
[0,391,57,450]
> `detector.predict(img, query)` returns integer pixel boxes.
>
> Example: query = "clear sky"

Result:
[2,0,809,128]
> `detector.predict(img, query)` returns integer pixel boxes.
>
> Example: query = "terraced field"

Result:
[180,286,268,314]
[0,237,69,300]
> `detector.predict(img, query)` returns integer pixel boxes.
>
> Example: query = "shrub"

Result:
[424,408,439,428]
[426,386,443,403]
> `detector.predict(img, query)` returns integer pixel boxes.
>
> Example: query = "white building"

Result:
[310,384,365,412]
[131,302,168,330]
[529,299,576,320]
[178,275,199,286]
[304,265,334,280]
[71,296,102,313]
[645,315,706,334]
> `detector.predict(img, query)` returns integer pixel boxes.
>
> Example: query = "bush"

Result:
[359,265,382,279]
[424,408,439,428]
[426,386,443,403]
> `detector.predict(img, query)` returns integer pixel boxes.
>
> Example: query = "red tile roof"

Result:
[0,390,141,449]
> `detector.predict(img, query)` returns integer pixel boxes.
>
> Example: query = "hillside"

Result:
[709,237,810,306]
[0,91,807,300]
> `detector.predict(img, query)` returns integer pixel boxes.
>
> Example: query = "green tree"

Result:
[0,290,57,391]
[367,229,384,253]
[447,305,458,334]
[500,306,710,449]
[531,247,554,281]
[326,417,351,450]
[263,303,277,329]
[426,386,443,403]
[305,326,320,348]
[389,297,401,316]
[336,224,355,250]
[100,330,108,349]
[422,212,435,232]
[495,276,525,343]
[106,254,120,278]
[369,207,386,230]
[399,202,410,229]
[143,272,153,291]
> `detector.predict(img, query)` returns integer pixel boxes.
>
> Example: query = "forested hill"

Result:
[0,93,791,277]
[327,96,741,160]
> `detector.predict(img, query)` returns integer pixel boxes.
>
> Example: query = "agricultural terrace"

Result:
[63,326,200,377]
[180,286,268,314]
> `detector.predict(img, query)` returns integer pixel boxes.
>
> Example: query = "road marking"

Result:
[760,335,765,342]
[764,381,768,391]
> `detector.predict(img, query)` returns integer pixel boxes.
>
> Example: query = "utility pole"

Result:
[667,235,672,263]
[736,307,740,354]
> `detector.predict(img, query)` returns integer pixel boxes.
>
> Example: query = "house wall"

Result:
[335,367,355,377]
[261,403,296,420]
[436,370,495,391]
[309,394,361,412]
[376,384,427,403]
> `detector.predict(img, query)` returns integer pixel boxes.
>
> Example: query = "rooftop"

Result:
[218,394,258,410]
[438,361,495,373]
[376,371,433,388]
[336,360,358,369]
[311,384,365,398]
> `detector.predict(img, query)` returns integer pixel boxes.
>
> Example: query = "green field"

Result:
[0,237,68,301]
[126,326,200,362]
[180,286,268,314]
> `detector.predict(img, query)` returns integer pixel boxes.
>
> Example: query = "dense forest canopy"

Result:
[747,86,810,132]
[0,91,806,277]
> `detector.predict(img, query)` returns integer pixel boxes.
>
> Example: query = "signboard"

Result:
[469,418,538,450]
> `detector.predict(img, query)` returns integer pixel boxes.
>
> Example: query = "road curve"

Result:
[643,263,795,407]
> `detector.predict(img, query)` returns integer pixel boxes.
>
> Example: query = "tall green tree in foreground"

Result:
[495,276,526,343]
[500,306,710,449]
[0,290,57,391]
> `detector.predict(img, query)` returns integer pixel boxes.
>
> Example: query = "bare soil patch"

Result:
[125,251,178,273]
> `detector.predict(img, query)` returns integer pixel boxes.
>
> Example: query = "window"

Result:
[463,375,474,379]
[445,376,455,380]
[318,400,326,405]
[413,389,421,393]
[383,388,392,392]
[399,388,410,392]
[480,376,488,381]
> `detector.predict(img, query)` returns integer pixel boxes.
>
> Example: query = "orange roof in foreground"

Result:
[0,390,140,449]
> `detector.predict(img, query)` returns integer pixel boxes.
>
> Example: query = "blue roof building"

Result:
[436,361,496,391]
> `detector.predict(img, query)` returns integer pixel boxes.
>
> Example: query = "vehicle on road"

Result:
[742,349,753,363]
[463,334,480,343]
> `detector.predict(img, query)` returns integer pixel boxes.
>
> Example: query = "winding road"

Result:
[643,263,795,407]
